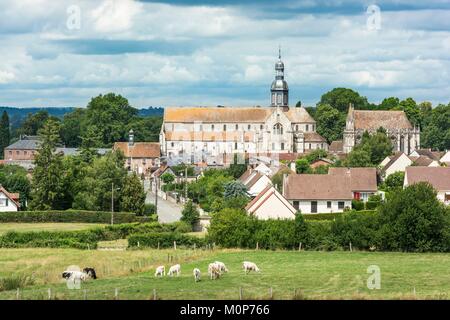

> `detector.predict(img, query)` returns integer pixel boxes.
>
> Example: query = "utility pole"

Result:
[184,166,188,200]
[155,176,158,216]
[111,182,114,226]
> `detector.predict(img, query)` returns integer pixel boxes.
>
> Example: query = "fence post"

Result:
[239,287,243,300]
[269,287,273,299]
[47,288,51,300]
[87,244,90,250]
[16,288,20,300]
[158,242,160,250]
[299,243,302,251]
[114,288,119,300]
[193,243,196,251]
[293,288,297,298]
[174,241,177,250]
[256,242,259,250]
[153,289,157,300]
[349,242,353,252]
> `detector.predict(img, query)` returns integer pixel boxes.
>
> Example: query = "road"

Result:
[144,181,182,223]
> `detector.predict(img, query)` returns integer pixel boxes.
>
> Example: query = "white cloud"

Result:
[91,0,142,33]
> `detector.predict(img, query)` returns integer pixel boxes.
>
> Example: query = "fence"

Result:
[1,284,440,300]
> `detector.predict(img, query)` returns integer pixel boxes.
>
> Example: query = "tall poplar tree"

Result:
[0,111,10,159]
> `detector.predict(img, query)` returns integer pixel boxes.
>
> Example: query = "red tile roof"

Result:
[405,167,450,191]
[114,142,160,158]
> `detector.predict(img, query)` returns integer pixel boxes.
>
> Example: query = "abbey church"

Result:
[160,51,328,165]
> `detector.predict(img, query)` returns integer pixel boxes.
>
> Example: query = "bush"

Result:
[128,232,207,248]
[365,201,379,210]
[180,200,200,229]
[0,210,153,224]
[0,274,35,292]
[142,204,156,216]
[352,200,364,211]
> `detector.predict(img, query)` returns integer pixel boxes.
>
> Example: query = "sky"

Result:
[0,0,449,108]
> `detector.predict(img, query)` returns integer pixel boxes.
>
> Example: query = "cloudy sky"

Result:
[0,0,449,108]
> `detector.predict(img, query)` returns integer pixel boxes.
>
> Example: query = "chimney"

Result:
[128,129,134,146]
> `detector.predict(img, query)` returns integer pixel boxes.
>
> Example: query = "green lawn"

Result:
[0,249,449,300]
[0,223,105,235]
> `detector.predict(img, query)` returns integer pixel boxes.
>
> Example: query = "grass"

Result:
[0,249,449,300]
[0,223,105,235]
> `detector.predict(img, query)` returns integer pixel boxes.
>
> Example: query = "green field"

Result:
[0,223,105,235]
[0,248,449,300]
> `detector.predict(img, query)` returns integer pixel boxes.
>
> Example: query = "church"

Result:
[160,51,328,165]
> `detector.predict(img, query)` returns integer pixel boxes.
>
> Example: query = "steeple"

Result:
[271,47,289,108]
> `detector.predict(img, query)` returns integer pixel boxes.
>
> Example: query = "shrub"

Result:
[365,201,379,210]
[352,200,364,211]
[128,232,207,248]
[0,210,153,224]
[180,200,200,229]
[142,204,156,216]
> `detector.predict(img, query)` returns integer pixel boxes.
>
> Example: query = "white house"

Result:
[404,167,450,205]
[245,185,297,220]
[283,168,377,214]
[440,151,450,166]
[238,169,273,197]
[380,152,413,179]
[0,186,20,212]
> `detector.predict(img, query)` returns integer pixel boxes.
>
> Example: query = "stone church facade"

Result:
[342,105,420,154]
[160,52,328,165]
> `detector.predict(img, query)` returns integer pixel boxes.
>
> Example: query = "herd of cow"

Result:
[61,261,260,284]
[155,261,261,282]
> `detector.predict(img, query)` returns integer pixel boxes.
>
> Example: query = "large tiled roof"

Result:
[412,149,443,161]
[329,140,343,153]
[164,106,316,123]
[303,132,327,142]
[284,174,353,200]
[5,136,41,150]
[405,167,450,191]
[165,131,254,142]
[114,142,160,158]
[353,110,412,130]
[411,156,434,167]
[328,167,378,191]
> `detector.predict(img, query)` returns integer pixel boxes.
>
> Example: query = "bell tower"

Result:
[270,47,289,108]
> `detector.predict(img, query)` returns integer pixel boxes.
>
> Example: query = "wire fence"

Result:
[1,283,447,300]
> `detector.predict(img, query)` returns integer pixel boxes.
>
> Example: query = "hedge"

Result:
[0,222,188,249]
[128,232,207,249]
[0,210,154,224]
[301,210,376,221]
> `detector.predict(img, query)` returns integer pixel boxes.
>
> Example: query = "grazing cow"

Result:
[208,263,221,280]
[62,270,88,285]
[193,268,201,282]
[214,261,228,273]
[168,264,181,277]
[242,261,260,274]
[155,266,165,277]
[83,267,97,280]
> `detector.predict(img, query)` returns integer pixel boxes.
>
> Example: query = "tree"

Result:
[18,111,59,136]
[79,126,103,163]
[180,200,200,229]
[395,97,422,126]
[0,111,10,158]
[382,171,405,192]
[377,182,450,252]
[0,164,31,208]
[295,158,311,174]
[318,88,369,113]
[223,181,249,199]
[305,149,328,164]
[60,108,86,147]
[120,173,146,214]
[226,154,248,179]
[84,93,138,147]
[378,97,399,110]
[271,167,293,192]
[344,148,373,167]
[73,150,127,211]
[29,119,66,210]
[344,131,392,167]
[421,103,450,151]
[315,104,346,143]
[160,172,175,185]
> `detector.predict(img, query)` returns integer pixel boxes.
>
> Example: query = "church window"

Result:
[223,124,226,131]
[308,143,311,149]
[296,125,299,131]
[235,142,238,150]
[171,142,174,148]
[273,123,283,135]
[211,124,215,131]
[248,124,251,130]
[277,94,282,104]
[306,124,309,131]
[281,143,285,150]
[260,125,264,130]
[236,124,239,130]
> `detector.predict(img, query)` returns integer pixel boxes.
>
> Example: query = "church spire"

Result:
[271,47,289,108]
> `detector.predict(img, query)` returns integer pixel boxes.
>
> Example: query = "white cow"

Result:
[214,261,228,273]
[208,263,221,280]
[168,264,181,277]
[62,270,88,285]
[193,268,201,282]
[154,266,165,277]
[242,261,260,274]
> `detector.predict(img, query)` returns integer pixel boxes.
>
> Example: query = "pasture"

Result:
[0,223,105,235]
[0,249,449,300]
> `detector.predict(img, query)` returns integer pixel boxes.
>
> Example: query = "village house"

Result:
[0,186,20,212]
[380,152,413,179]
[245,185,297,220]
[238,168,273,197]
[283,167,377,214]
[113,130,161,177]
[440,150,450,166]
[404,167,450,205]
